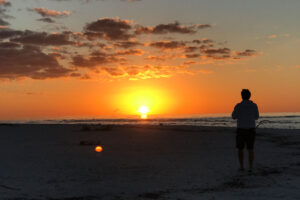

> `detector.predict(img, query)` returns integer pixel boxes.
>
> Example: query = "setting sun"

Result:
[112,85,176,118]
[138,106,149,114]
[138,106,150,119]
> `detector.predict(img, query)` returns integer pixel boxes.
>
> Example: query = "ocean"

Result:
[4,112,300,129]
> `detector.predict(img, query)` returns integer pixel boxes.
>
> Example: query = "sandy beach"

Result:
[0,124,299,200]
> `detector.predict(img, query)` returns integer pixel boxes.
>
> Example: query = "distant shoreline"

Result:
[1,112,300,129]
[0,123,299,132]
[1,112,299,121]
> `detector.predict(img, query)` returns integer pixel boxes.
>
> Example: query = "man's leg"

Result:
[248,149,254,169]
[236,129,245,170]
[246,129,255,170]
[238,149,244,170]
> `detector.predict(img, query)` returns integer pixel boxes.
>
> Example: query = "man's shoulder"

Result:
[251,101,258,107]
[241,100,257,105]
[234,102,241,108]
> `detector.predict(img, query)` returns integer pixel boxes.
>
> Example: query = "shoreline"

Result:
[1,123,300,132]
[1,110,300,130]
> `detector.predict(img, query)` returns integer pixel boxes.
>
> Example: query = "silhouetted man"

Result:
[232,89,259,172]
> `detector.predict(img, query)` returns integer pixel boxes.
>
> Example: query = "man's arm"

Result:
[232,104,238,119]
[255,104,259,120]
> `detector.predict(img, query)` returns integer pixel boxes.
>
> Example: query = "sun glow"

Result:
[138,105,150,119]
[113,86,174,118]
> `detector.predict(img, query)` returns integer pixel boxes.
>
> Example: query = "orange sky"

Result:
[0,0,299,120]
[0,68,299,120]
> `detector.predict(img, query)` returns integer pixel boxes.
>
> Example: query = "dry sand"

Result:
[0,124,299,200]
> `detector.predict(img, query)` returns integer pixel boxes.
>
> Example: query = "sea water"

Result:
[7,112,300,129]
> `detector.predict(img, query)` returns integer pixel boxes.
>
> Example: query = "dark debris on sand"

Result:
[80,125,113,132]
[137,190,169,199]
[252,167,283,176]
[79,140,101,146]
[47,196,99,200]
[7,197,100,200]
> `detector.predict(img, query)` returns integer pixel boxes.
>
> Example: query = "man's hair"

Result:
[241,89,251,100]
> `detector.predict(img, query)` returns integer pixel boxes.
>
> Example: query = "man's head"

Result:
[241,89,251,100]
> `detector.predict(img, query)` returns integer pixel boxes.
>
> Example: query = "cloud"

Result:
[103,66,125,77]
[145,55,169,61]
[196,24,212,29]
[183,61,197,65]
[37,17,55,23]
[184,46,198,53]
[234,49,257,58]
[83,19,211,42]
[268,34,277,39]
[31,8,71,17]
[185,53,200,58]
[0,45,72,79]
[135,21,211,35]
[202,48,231,55]
[149,41,186,49]
[30,7,71,23]
[0,29,74,47]
[10,31,74,46]
[113,41,142,48]
[71,48,143,69]
[0,41,20,48]
[49,51,66,59]
[0,12,258,81]
[111,65,191,80]
[192,38,214,44]
[84,18,133,40]
[71,52,120,68]
[0,18,8,25]
[0,28,23,39]
[71,51,193,80]
[0,0,11,25]
[115,49,144,56]
[0,0,11,6]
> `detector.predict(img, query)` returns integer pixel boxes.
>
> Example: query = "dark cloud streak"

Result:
[150,41,186,49]
[0,45,72,79]
[37,17,55,23]
[135,22,211,35]
[0,0,11,26]
[85,18,133,40]
[11,31,74,46]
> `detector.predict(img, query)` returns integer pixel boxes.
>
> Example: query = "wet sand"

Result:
[0,124,299,199]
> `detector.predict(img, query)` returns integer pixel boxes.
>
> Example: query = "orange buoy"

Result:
[95,146,103,152]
